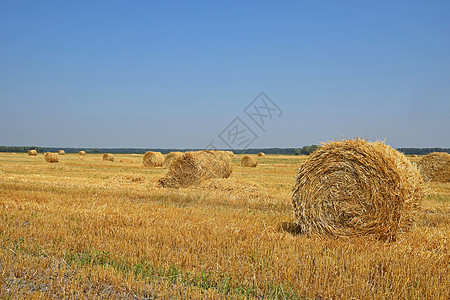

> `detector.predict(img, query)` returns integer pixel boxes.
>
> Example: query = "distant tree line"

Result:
[396,148,450,155]
[1,146,449,155]
[0,146,43,153]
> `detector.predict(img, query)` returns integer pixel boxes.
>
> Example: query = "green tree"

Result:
[301,145,319,155]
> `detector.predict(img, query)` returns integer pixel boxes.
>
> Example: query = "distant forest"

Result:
[0,145,449,155]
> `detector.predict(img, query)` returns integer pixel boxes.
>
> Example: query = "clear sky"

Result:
[1,1,449,149]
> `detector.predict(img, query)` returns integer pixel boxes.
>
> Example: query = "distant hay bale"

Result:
[79,151,86,155]
[102,153,114,162]
[45,153,59,163]
[158,150,232,188]
[163,152,183,169]
[143,151,164,167]
[241,155,257,167]
[226,151,234,157]
[292,139,423,241]
[257,152,265,157]
[417,152,450,182]
[410,154,418,158]
[28,150,37,156]
[57,150,65,155]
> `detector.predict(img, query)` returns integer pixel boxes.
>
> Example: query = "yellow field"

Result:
[0,153,448,299]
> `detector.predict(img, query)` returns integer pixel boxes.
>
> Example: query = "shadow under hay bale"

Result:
[241,155,257,167]
[102,153,114,162]
[292,139,423,241]
[143,151,164,167]
[158,150,232,188]
[45,153,59,163]
[280,221,303,235]
[163,152,183,169]
[417,152,450,182]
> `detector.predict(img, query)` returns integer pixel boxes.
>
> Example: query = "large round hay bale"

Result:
[79,151,86,155]
[158,150,232,188]
[28,150,37,156]
[57,150,65,155]
[417,152,450,182]
[143,151,164,167]
[257,152,265,157]
[45,153,59,163]
[292,139,423,241]
[102,153,114,162]
[241,155,257,167]
[163,152,183,169]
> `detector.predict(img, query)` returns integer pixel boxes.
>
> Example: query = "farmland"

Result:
[0,153,448,299]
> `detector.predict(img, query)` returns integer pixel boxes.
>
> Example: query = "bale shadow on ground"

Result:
[280,221,303,235]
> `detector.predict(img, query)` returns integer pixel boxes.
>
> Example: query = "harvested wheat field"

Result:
[0,152,449,299]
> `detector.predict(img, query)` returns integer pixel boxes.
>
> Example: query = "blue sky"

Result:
[1,1,449,148]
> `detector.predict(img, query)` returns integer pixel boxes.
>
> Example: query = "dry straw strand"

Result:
[158,150,232,188]
[102,153,114,162]
[292,138,423,241]
[241,155,258,167]
[163,152,183,169]
[143,151,165,168]
[28,150,37,156]
[45,153,59,163]
[57,150,65,155]
[417,152,450,182]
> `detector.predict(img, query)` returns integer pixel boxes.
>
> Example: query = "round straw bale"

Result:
[28,150,37,156]
[45,153,59,163]
[292,139,423,241]
[57,150,65,155]
[143,151,164,167]
[79,151,86,155]
[241,155,257,167]
[158,150,232,188]
[163,152,183,169]
[226,151,234,157]
[102,153,114,162]
[417,152,450,182]
[257,152,265,157]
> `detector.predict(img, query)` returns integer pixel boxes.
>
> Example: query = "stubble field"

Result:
[0,153,448,299]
